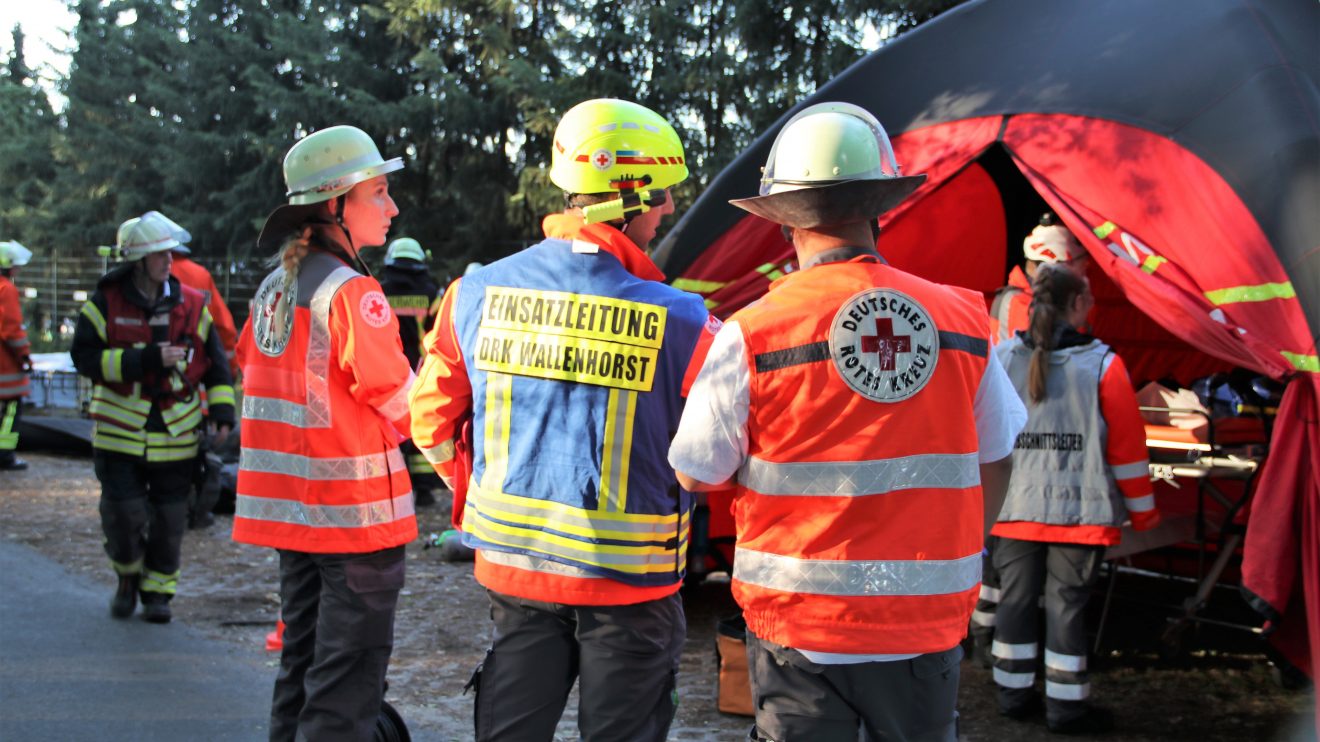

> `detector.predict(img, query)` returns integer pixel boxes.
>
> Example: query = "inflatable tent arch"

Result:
[655,0,1319,681]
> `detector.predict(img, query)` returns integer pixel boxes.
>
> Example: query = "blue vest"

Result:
[453,238,709,586]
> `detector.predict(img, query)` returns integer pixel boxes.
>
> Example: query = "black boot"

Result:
[140,593,172,624]
[110,574,139,619]
[0,454,27,471]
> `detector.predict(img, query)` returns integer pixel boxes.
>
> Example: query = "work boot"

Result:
[438,529,475,562]
[414,487,436,507]
[110,574,140,619]
[140,593,172,624]
[0,455,27,471]
[999,693,1043,721]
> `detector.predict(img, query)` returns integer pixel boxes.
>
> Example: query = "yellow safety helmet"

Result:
[549,99,687,224]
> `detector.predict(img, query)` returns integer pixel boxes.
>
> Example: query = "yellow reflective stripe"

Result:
[671,277,728,294]
[208,385,235,408]
[141,569,179,594]
[1282,351,1320,373]
[599,389,637,513]
[1093,221,1117,239]
[474,483,678,526]
[703,298,719,310]
[1204,281,1296,306]
[162,397,203,436]
[474,496,681,545]
[101,349,125,382]
[81,302,107,341]
[198,307,213,340]
[110,558,143,576]
[756,263,785,281]
[1140,255,1167,274]
[93,425,147,456]
[481,372,512,491]
[93,384,152,413]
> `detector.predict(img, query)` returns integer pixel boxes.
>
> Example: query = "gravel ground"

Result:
[1,452,1314,741]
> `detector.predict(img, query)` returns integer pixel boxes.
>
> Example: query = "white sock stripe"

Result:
[979,585,1002,602]
[992,640,1037,660]
[1044,648,1087,672]
[1046,679,1091,701]
[993,667,1036,689]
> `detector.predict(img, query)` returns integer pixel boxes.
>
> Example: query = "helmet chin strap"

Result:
[329,196,376,279]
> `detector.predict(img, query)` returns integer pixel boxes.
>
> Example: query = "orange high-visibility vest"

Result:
[730,256,990,655]
[233,250,417,554]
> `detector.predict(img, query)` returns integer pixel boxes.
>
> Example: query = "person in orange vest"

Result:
[138,211,241,376]
[0,240,33,472]
[409,98,720,741]
[669,102,1027,740]
[231,125,416,742]
[990,263,1160,734]
[70,217,235,623]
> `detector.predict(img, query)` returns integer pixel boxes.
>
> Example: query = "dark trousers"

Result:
[745,632,960,742]
[472,589,685,742]
[270,546,406,742]
[969,537,1000,661]
[94,453,192,596]
[991,538,1104,725]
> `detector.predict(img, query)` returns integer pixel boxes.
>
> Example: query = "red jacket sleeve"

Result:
[330,276,415,440]
[1099,353,1160,530]
[408,278,471,489]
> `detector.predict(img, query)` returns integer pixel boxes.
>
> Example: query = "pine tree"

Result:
[0,25,59,246]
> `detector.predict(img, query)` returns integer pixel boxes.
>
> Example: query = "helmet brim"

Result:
[257,203,329,254]
[729,175,926,229]
[287,158,405,206]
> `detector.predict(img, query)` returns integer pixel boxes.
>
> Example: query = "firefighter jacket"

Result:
[171,255,239,373]
[410,215,717,605]
[232,249,417,554]
[379,259,439,371]
[723,255,992,656]
[71,265,235,462]
[992,331,1159,545]
[990,265,1032,343]
[0,273,30,399]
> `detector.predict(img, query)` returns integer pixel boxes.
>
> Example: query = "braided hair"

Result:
[1027,263,1088,404]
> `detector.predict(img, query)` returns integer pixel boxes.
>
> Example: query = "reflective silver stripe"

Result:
[1111,460,1149,480]
[243,395,313,427]
[992,640,1037,660]
[235,492,414,528]
[971,609,996,628]
[979,584,1001,602]
[600,388,635,512]
[420,439,456,465]
[1045,680,1091,701]
[733,547,980,596]
[1124,494,1157,512]
[5,337,28,348]
[303,267,359,427]
[479,549,606,579]
[1045,649,1087,672]
[0,372,28,383]
[993,668,1036,689]
[374,372,415,423]
[739,452,979,496]
[240,447,404,481]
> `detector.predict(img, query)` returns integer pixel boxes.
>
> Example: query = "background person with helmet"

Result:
[70,217,235,623]
[380,237,443,507]
[0,240,33,472]
[231,125,417,742]
[409,98,720,741]
[990,263,1160,734]
[669,102,1027,741]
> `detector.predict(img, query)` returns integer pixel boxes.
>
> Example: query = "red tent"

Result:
[655,0,1319,685]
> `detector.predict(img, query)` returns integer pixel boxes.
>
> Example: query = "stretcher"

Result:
[1094,407,1267,655]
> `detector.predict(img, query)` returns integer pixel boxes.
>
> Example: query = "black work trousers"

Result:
[991,537,1104,725]
[471,589,685,742]
[270,546,406,742]
[746,632,961,742]
[94,452,192,596]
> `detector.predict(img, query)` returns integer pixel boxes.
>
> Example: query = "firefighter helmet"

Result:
[549,99,687,224]
[141,211,193,255]
[730,102,925,229]
[1023,216,1082,263]
[0,240,32,269]
[384,237,427,265]
[117,216,181,261]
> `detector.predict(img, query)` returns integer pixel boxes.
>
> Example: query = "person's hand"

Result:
[19,356,32,374]
[160,345,187,365]
[209,422,232,449]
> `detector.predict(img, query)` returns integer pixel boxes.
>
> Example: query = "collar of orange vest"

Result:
[541,213,666,283]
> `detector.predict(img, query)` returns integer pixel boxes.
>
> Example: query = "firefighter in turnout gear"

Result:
[0,240,33,472]
[991,264,1159,734]
[670,102,1027,740]
[70,217,235,623]
[379,237,443,507]
[232,125,416,742]
[409,98,720,741]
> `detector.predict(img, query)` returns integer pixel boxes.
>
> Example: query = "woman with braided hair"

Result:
[990,263,1161,734]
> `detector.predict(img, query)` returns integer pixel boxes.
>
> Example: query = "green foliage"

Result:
[11,0,964,274]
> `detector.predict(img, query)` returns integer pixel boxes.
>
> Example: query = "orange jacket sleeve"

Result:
[329,275,415,440]
[1099,353,1160,530]
[0,278,29,360]
[408,278,470,489]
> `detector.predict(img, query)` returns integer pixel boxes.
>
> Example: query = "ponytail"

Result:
[1026,263,1087,404]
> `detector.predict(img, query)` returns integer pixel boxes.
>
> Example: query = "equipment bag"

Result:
[715,614,754,717]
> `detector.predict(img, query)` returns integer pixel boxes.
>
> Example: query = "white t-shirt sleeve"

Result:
[975,350,1027,463]
[668,320,750,484]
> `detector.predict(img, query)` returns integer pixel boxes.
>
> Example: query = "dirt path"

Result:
[1,453,1313,741]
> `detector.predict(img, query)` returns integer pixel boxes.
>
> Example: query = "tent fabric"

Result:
[656,0,1319,684]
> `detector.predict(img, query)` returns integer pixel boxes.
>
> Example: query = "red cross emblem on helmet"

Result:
[590,149,614,171]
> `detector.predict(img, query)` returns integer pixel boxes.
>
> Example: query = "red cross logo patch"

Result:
[359,290,392,328]
[590,148,614,171]
[829,288,939,403]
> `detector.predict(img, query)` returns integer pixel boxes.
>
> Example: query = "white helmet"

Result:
[463,261,484,276]
[116,216,180,262]
[1023,218,1082,263]
[141,211,193,254]
[0,240,32,269]
[385,237,427,265]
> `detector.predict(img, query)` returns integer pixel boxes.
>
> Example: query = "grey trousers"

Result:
[991,537,1104,724]
[746,631,961,742]
[471,589,685,742]
[270,546,406,742]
